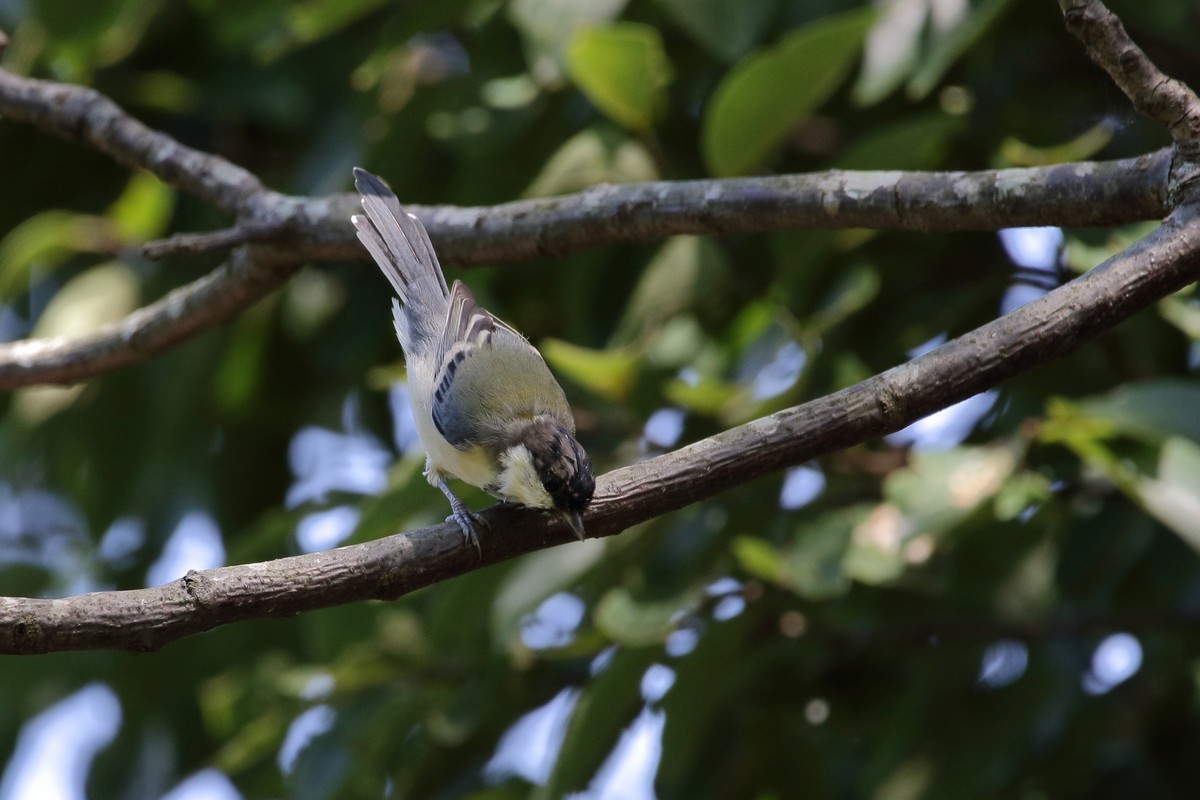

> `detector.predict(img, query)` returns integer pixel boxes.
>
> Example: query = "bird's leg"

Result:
[430,472,485,557]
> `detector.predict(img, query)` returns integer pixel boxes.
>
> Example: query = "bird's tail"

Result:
[352,167,449,353]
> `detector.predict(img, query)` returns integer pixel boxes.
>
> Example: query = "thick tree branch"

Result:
[143,152,1171,265]
[3,199,1199,655]
[1,1,1199,653]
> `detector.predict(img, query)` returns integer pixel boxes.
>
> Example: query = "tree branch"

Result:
[0,69,265,215]
[142,152,1172,265]
[2,1,1199,654]
[1059,0,1200,162]
[0,59,1178,391]
[0,248,296,389]
[3,197,1198,654]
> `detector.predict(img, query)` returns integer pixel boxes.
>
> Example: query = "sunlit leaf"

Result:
[0,212,116,299]
[541,338,638,401]
[702,8,874,176]
[998,120,1116,167]
[853,0,926,106]
[1135,437,1200,551]
[107,170,175,241]
[885,446,1017,533]
[14,261,141,424]
[731,536,784,583]
[524,129,658,198]
[566,22,672,132]
[509,0,629,86]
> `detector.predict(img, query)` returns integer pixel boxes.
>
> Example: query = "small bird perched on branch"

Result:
[351,168,595,553]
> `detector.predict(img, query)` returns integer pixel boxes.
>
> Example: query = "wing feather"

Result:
[430,281,572,446]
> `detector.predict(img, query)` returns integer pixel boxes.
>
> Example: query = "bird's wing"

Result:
[430,280,573,447]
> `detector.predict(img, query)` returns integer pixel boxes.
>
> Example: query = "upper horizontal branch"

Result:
[169,151,1173,267]
[4,196,1199,654]
[0,61,1174,267]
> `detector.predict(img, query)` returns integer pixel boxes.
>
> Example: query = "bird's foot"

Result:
[433,474,486,558]
[445,503,488,558]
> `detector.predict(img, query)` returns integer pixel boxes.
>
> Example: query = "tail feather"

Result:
[352,167,449,353]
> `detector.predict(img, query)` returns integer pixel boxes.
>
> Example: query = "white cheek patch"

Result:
[497,445,554,509]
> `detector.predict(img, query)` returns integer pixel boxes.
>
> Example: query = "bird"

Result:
[351,167,595,554]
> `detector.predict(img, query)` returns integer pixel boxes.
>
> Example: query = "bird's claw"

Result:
[431,473,487,559]
[446,506,487,557]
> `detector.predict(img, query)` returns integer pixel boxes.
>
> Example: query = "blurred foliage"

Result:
[0,0,1199,798]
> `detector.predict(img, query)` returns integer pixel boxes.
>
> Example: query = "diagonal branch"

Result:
[3,198,1199,654]
[1059,0,1200,162]
[0,69,265,215]
[0,248,297,389]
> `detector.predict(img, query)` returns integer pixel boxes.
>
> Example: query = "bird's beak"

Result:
[561,509,586,541]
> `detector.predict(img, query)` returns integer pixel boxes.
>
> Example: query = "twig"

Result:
[2,199,1198,654]
[142,222,288,260]
[1059,0,1200,162]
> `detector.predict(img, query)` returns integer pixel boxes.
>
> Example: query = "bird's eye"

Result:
[543,477,562,494]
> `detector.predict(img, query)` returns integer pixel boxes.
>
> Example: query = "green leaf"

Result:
[1135,437,1200,551]
[809,263,881,334]
[653,0,778,61]
[885,446,1017,532]
[538,647,656,799]
[594,587,693,646]
[702,8,874,176]
[107,170,174,241]
[541,338,638,401]
[732,535,785,584]
[509,0,630,87]
[783,508,860,600]
[566,22,673,131]
[0,212,114,299]
[613,236,730,344]
[835,112,965,171]
[663,374,740,415]
[15,261,141,424]
[491,541,607,649]
[524,128,658,198]
[1074,379,1200,444]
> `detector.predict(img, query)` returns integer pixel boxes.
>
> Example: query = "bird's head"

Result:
[495,417,595,539]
